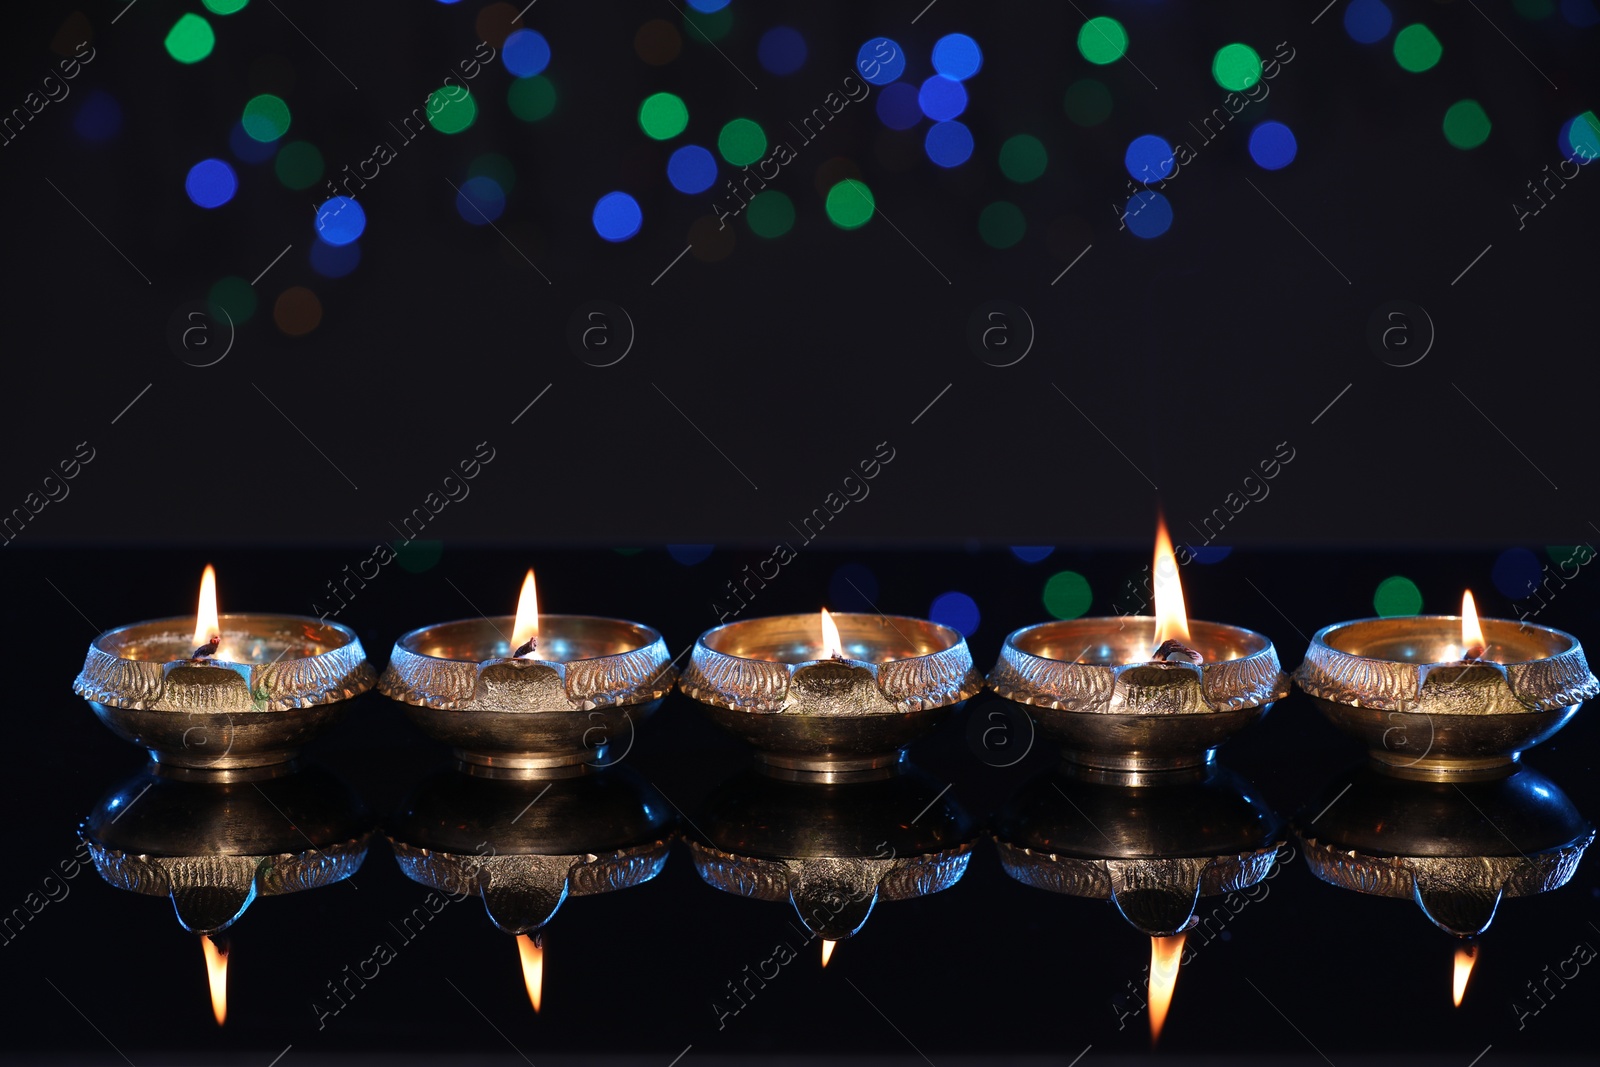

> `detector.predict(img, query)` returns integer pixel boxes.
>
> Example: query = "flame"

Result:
[1150,519,1190,654]
[1461,590,1485,657]
[821,939,837,968]
[511,570,540,656]
[193,564,220,649]
[1453,942,1478,1007]
[820,607,844,659]
[201,934,228,1026]
[1148,933,1185,1044]
[517,934,544,1013]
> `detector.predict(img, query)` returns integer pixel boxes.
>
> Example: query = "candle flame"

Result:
[1148,933,1185,1044]
[1453,942,1478,1007]
[820,608,844,660]
[511,570,540,657]
[1461,590,1485,658]
[517,934,544,1013]
[1151,519,1190,654]
[821,939,837,968]
[193,565,220,649]
[201,934,228,1026]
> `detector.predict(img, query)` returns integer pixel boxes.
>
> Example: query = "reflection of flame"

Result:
[193,564,220,648]
[820,608,844,659]
[1148,934,1185,1044]
[1151,519,1190,654]
[1453,942,1478,1007]
[511,570,540,656]
[1461,590,1485,658]
[201,934,228,1026]
[517,934,544,1013]
[821,939,837,968]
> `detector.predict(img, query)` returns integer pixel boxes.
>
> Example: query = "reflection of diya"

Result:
[994,762,1283,1043]
[988,522,1288,771]
[1295,591,1597,779]
[81,763,371,1025]
[388,765,673,1011]
[687,764,974,964]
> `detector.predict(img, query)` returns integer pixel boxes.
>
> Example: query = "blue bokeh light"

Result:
[1343,0,1393,44]
[502,29,551,77]
[1560,113,1600,164]
[667,544,714,565]
[1123,189,1173,238]
[918,76,967,121]
[315,196,367,245]
[1009,546,1054,564]
[667,144,718,193]
[932,33,982,80]
[455,176,506,224]
[876,82,922,129]
[829,562,879,611]
[592,191,643,241]
[185,159,238,208]
[856,37,905,85]
[758,26,807,75]
[1562,0,1600,28]
[930,591,980,637]
[1124,134,1175,183]
[686,0,729,11]
[1492,547,1544,600]
[924,120,974,167]
[1248,121,1298,170]
[73,90,122,142]
[1189,545,1233,564]
[229,120,277,163]
[310,237,360,279]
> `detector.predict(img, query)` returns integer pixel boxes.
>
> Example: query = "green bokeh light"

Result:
[683,6,733,42]
[274,141,324,190]
[717,118,767,165]
[242,94,291,142]
[1064,78,1112,127]
[207,275,257,325]
[1442,99,1491,149]
[394,540,443,574]
[508,76,556,121]
[1393,24,1443,73]
[639,92,689,140]
[824,179,874,230]
[427,87,477,134]
[978,201,1025,249]
[1043,570,1093,620]
[747,190,795,238]
[1374,575,1424,617]
[1546,545,1579,564]
[1572,111,1600,160]
[1212,43,1262,91]
[165,14,215,64]
[469,152,517,194]
[998,134,1047,183]
[1077,17,1128,65]
[1514,0,1554,19]
[202,0,250,14]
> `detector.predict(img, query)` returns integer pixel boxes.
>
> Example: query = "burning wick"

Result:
[191,564,222,661]
[821,939,837,968]
[820,607,845,661]
[1460,590,1487,661]
[1453,941,1478,1007]
[510,569,540,661]
[190,636,221,661]
[1151,639,1202,665]
[513,638,538,659]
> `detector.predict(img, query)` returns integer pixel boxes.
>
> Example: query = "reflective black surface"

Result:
[4,547,1598,1064]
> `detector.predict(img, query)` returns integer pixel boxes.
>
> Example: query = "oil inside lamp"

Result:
[201,933,228,1026]
[517,933,544,1013]
[1148,933,1185,1043]
[821,939,837,968]
[820,608,845,660]
[512,570,540,659]
[1453,942,1478,1007]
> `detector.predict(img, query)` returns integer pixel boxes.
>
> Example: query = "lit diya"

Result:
[379,570,675,775]
[988,521,1289,771]
[1295,590,1598,778]
[680,607,981,776]
[73,565,375,769]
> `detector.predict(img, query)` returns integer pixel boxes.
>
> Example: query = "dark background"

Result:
[0,0,1596,549]
[4,545,1598,1066]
